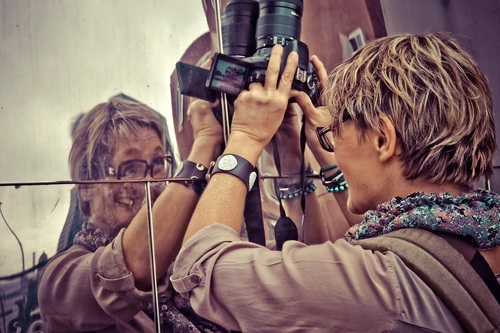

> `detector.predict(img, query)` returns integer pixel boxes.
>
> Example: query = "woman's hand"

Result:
[228,45,299,159]
[291,55,335,166]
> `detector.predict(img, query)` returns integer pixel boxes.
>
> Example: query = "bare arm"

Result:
[183,45,299,243]
[123,98,222,290]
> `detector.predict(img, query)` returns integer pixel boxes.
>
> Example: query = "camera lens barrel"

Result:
[256,0,304,48]
[222,0,259,57]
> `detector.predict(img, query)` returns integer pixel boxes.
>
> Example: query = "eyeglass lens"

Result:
[119,157,172,180]
[316,126,334,152]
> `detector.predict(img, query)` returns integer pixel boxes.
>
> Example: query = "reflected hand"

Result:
[187,98,222,143]
[187,58,223,145]
[266,103,303,174]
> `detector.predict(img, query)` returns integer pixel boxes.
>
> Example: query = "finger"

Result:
[291,91,316,118]
[264,45,284,89]
[311,55,328,85]
[247,81,263,91]
[278,51,298,95]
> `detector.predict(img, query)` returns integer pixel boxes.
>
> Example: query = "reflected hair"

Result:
[69,97,165,217]
[321,32,496,187]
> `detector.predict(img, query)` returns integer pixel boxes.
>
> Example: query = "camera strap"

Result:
[272,115,309,249]
[243,170,266,246]
[273,139,299,251]
[299,115,308,239]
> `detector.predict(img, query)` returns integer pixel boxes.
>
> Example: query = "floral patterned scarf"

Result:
[73,221,115,251]
[344,189,500,250]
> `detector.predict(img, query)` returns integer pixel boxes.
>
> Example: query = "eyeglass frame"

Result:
[107,155,174,180]
[315,113,353,152]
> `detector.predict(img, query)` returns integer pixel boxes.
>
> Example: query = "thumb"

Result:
[291,90,317,119]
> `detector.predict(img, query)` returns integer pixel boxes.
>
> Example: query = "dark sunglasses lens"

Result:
[315,126,334,152]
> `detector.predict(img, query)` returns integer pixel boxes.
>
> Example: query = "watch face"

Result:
[218,154,238,171]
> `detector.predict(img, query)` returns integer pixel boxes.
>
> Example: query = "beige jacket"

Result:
[38,229,228,333]
[172,224,466,333]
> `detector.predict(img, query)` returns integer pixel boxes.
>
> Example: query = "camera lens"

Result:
[255,0,303,49]
[222,0,259,57]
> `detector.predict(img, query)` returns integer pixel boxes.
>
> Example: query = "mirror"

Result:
[1,0,498,331]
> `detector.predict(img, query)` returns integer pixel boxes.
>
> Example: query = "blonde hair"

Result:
[69,97,165,217]
[321,33,496,187]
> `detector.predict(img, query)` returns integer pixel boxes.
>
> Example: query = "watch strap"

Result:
[211,154,257,191]
[173,160,208,196]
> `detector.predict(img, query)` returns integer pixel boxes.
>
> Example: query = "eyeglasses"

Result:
[108,156,174,180]
[315,113,352,152]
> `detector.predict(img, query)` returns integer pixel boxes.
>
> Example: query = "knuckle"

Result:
[267,64,280,75]
[281,71,294,84]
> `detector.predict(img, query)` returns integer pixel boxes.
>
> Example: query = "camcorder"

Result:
[176,0,320,105]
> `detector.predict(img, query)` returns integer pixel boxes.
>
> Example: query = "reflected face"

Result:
[87,127,165,234]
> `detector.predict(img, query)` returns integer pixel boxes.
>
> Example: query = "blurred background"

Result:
[0,0,499,331]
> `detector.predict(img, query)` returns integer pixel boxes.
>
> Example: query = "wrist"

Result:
[173,160,209,196]
[320,166,348,193]
[319,164,339,178]
[225,131,264,166]
[277,178,317,200]
[210,154,257,191]
[188,137,222,167]
[278,164,314,185]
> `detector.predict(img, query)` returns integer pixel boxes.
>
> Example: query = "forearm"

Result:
[183,44,298,244]
[123,137,221,290]
[183,133,262,242]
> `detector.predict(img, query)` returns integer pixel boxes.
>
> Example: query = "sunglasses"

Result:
[315,113,352,152]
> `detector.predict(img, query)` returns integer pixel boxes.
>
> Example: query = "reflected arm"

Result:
[123,99,222,291]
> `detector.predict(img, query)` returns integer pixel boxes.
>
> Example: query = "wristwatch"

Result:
[173,160,208,196]
[210,154,257,191]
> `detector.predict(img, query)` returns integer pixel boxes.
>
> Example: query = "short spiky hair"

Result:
[321,33,496,187]
[69,97,165,217]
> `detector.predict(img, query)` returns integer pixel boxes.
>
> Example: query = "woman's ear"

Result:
[373,113,399,162]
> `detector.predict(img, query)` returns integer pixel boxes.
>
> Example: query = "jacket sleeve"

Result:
[38,229,167,332]
[171,223,401,332]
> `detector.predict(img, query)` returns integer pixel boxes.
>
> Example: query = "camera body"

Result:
[177,0,320,105]
[206,40,319,103]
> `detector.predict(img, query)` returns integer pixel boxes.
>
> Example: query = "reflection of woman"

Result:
[38,98,230,332]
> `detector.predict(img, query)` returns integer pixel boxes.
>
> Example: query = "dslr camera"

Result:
[176,0,320,105]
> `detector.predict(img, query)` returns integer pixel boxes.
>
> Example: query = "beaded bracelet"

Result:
[320,167,348,193]
[277,179,317,200]
[326,183,349,193]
